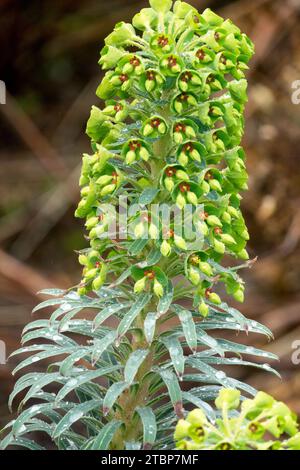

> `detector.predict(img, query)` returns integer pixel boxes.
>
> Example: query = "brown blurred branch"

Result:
[0,92,68,179]
[0,248,60,297]
[10,164,81,260]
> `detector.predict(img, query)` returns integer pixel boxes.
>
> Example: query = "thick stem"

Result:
[111,104,172,449]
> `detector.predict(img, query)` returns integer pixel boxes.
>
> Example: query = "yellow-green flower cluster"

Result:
[75,0,254,308]
[175,389,300,450]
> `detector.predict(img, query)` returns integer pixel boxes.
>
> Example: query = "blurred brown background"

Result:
[0,0,300,431]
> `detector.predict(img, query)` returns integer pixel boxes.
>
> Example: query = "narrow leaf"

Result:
[182,391,215,422]
[163,337,185,378]
[91,420,122,450]
[157,280,174,315]
[174,306,197,352]
[157,369,183,417]
[103,382,128,415]
[124,349,148,384]
[144,313,156,344]
[91,331,117,365]
[93,303,130,331]
[136,407,157,449]
[53,400,102,439]
[117,293,151,337]
[139,188,159,205]
[56,365,120,403]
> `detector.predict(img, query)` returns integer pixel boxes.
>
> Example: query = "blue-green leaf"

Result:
[158,280,174,315]
[136,406,157,449]
[93,302,130,331]
[37,289,66,297]
[91,331,117,365]
[163,337,185,378]
[139,188,159,205]
[59,348,90,376]
[144,313,156,344]
[53,400,102,439]
[103,382,128,415]
[182,391,215,422]
[91,420,122,450]
[117,293,152,337]
[187,357,233,388]
[129,238,148,255]
[124,349,148,383]
[174,305,197,352]
[56,365,120,403]
[157,369,183,417]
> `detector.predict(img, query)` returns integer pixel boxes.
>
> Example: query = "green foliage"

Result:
[1,0,281,451]
[175,389,300,450]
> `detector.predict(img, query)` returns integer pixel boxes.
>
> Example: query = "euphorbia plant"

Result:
[1,0,281,451]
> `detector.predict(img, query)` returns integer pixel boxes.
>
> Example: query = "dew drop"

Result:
[31,357,40,363]
[67,379,78,387]
[216,371,226,379]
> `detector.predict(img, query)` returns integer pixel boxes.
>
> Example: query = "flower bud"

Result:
[176,193,186,210]
[153,279,164,297]
[220,233,236,245]
[149,223,159,239]
[191,148,201,162]
[213,239,225,254]
[85,268,98,280]
[92,275,105,291]
[187,409,207,427]
[125,150,136,164]
[78,286,88,296]
[122,62,134,74]
[85,217,99,230]
[100,184,116,196]
[143,123,153,137]
[134,222,145,238]
[96,175,113,186]
[186,126,196,138]
[174,419,191,441]
[209,179,222,192]
[206,215,222,227]
[174,101,183,114]
[78,254,88,266]
[174,132,184,144]
[227,206,239,218]
[174,236,187,251]
[233,288,244,303]
[189,267,200,285]
[201,181,210,195]
[176,170,189,181]
[158,122,166,134]
[199,262,213,277]
[207,291,221,305]
[215,388,241,410]
[198,302,209,317]
[187,191,198,206]
[139,147,150,161]
[222,211,232,224]
[196,221,209,237]
[134,277,146,294]
[145,79,156,92]
[161,240,172,257]
[240,229,250,240]
[164,177,175,192]
[237,249,249,260]
[178,152,189,166]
